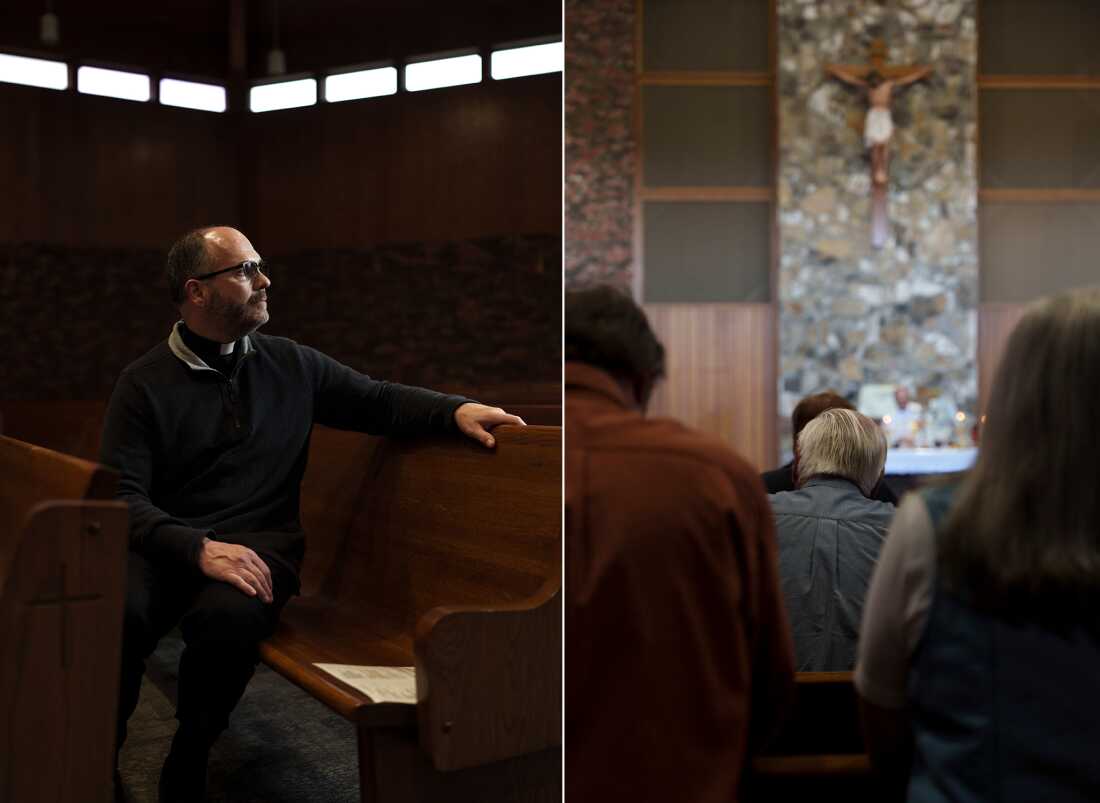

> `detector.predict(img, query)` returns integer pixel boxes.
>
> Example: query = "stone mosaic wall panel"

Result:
[777,0,978,451]
[564,0,635,290]
[0,236,560,400]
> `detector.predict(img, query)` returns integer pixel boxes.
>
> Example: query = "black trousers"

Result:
[117,551,298,753]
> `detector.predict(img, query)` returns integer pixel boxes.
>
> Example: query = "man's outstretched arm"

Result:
[306,345,525,447]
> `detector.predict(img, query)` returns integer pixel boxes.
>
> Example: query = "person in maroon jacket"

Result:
[565,285,795,803]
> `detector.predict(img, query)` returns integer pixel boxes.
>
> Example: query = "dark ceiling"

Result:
[0,1,561,79]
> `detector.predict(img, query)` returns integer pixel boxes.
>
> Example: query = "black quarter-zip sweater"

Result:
[100,322,469,580]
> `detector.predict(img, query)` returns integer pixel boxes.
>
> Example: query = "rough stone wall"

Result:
[0,236,560,400]
[564,0,635,290]
[777,0,978,450]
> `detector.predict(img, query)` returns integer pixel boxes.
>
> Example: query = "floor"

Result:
[118,632,360,803]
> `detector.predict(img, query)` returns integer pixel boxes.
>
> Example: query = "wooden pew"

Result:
[0,396,562,458]
[503,404,561,426]
[0,400,108,463]
[260,424,561,803]
[744,672,878,802]
[0,436,129,803]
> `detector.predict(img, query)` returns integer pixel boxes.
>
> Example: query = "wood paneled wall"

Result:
[977,302,1027,415]
[643,303,776,471]
[0,75,560,252]
[0,84,238,249]
[248,75,561,253]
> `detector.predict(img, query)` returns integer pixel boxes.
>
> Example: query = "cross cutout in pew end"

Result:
[825,39,933,249]
[29,560,101,670]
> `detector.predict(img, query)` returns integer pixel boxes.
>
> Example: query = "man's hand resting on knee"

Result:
[198,539,274,603]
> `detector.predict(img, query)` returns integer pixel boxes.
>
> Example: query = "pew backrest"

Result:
[768,671,865,755]
[0,401,108,463]
[304,425,561,633]
[277,424,561,773]
[745,672,873,800]
[0,436,127,803]
[0,436,118,575]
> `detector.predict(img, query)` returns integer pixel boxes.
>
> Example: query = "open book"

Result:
[314,664,416,704]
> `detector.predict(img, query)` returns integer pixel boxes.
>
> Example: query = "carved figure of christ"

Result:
[826,63,931,186]
[824,41,932,247]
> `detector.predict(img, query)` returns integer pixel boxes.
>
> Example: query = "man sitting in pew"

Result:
[100,225,522,802]
[565,285,795,803]
[770,408,893,671]
[762,390,898,505]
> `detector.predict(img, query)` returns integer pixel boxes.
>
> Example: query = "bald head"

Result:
[166,226,260,305]
[166,226,270,343]
[200,227,259,270]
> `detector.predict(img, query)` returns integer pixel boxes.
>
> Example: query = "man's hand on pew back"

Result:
[454,403,527,448]
[198,538,275,603]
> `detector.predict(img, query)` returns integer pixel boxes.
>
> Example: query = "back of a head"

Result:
[565,285,665,401]
[942,287,1100,612]
[792,391,855,439]
[796,408,886,496]
[165,226,217,305]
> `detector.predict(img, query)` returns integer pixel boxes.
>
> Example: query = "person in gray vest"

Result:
[771,408,893,671]
[857,288,1100,802]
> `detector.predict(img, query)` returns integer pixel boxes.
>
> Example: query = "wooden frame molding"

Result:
[632,0,779,272]
[641,186,774,202]
[640,71,772,86]
[978,74,1100,90]
[631,0,779,467]
[979,188,1100,203]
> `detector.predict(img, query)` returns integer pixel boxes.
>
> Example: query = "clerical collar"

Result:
[179,323,237,368]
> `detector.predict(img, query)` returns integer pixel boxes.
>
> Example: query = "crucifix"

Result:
[825,40,932,248]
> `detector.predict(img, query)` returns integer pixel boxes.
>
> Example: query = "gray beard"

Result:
[208,289,269,340]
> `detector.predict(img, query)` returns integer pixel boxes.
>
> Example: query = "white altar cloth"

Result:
[885,447,978,475]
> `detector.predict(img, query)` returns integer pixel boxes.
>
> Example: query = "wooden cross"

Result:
[825,40,933,248]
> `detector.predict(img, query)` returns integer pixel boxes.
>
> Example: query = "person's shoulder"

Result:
[247,332,320,369]
[248,331,301,353]
[853,494,897,531]
[119,340,175,379]
[771,481,893,524]
[628,415,763,489]
[915,478,962,530]
[882,492,939,570]
[761,463,794,494]
[768,487,814,516]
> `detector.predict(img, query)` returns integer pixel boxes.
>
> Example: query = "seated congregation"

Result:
[565,284,1100,803]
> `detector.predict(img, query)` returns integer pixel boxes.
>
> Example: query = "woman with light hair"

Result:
[771,407,893,671]
[856,288,1100,802]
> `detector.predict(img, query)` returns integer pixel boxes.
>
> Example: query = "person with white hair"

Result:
[770,408,894,671]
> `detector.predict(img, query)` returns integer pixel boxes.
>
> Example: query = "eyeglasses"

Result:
[192,260,266,282]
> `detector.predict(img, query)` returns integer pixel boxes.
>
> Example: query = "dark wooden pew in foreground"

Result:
[261,424,562,803]
[744,671,879,803]
[0,436,129,803]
